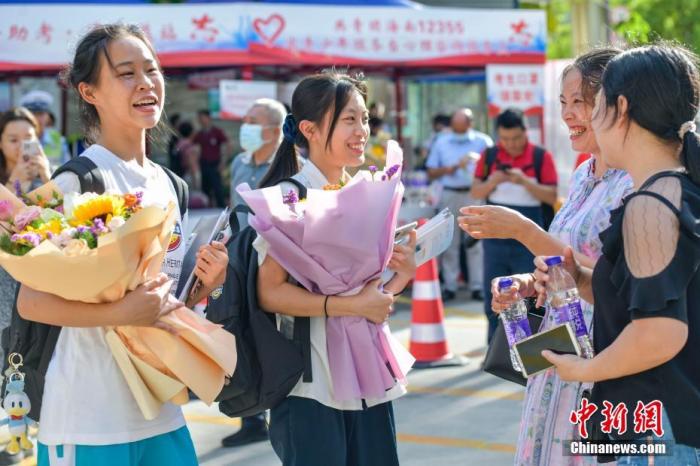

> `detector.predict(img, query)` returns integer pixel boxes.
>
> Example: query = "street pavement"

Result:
[184,289,525,466]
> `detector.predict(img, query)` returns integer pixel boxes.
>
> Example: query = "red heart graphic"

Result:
[253,14,285,47]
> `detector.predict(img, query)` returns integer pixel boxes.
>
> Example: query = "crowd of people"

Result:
[0,18,699,466]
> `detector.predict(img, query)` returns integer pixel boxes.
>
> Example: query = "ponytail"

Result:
[258,138,300,188]
[680,130,700,186]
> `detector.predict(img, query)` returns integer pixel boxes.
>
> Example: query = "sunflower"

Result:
[71,195,126,226]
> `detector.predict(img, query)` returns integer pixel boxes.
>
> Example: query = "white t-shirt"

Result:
[38,145,187,446]
[253,160,407,411]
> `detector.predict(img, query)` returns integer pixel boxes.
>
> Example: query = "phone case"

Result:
[513,323,582,378]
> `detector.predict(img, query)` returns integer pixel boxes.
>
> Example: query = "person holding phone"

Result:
[470,109,559,344]
[0,107,51,194]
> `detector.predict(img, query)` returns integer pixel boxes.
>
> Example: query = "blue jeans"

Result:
[482,204,542,343]
[617,410,700,465]
[482,238,536,343]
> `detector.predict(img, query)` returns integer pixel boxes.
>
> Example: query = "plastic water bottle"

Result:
[544,256,595,359]
[498,277,532,372]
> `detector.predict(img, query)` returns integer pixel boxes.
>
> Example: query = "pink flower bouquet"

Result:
[237,141,414,401]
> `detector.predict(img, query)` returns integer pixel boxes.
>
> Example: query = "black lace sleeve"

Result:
[599,175,700,321]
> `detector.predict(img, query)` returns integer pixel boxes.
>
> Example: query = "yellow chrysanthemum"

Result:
[26,218,65,240]
[71,195,125,225]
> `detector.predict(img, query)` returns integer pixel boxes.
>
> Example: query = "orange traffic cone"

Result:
[409,222,469,369]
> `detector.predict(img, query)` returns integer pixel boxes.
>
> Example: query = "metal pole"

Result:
[393,70,403,144]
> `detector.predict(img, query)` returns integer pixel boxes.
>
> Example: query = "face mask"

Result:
[239,123,267,153]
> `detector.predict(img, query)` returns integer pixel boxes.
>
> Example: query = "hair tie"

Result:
[283,113,298,143]
[678,121,696,140]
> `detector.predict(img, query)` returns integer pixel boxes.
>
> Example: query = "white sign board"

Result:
[486,64,544,116]
[218,80,277,120]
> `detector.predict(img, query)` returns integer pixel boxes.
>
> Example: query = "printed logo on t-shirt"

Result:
[168,222,183,252]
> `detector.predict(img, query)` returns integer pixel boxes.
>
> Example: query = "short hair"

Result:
[495,109,526,130]
[369,117,384,129]
[433,114,451,127]
[251,98,287,128]
[198,109,211,118]
[178,121,194,138]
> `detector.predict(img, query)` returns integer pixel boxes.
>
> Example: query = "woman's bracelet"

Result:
[323,295,330,317]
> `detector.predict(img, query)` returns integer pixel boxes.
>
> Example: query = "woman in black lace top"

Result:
[533,44,700,463]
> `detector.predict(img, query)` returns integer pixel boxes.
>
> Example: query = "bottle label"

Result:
[504,317,532,347]
[567,301,589,338]
[552,305,571,325]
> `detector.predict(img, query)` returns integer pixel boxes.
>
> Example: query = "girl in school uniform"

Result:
[255,71,417,466]
[17,24,228,466]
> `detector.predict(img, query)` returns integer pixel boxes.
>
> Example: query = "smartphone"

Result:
[22,140,41,162]
[394,221,417,245]
[514,323,581,378]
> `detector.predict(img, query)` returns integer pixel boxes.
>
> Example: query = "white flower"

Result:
[107,216,125,231]
[40,208,64,223]
[62,192,98,219]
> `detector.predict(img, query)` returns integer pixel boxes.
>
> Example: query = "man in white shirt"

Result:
[426,108,493,301]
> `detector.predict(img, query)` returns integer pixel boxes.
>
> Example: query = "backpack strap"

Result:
[481,147,499,181]
[230,205,252,235]
[533,146,546,184]
[278,176,312,382]
[278,177,308,200]
[51,157,105,194]
[160,165,189,218]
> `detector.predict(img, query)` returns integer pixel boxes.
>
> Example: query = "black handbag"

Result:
[482,303,545,386]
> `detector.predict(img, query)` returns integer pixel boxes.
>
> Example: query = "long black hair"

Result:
[597,43,700,184]
[60,23,168,145]
[562,46,623,105]
[259,70,367,188]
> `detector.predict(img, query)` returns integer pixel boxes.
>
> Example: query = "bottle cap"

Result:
[544,256,563,267]
[497,277,514,289]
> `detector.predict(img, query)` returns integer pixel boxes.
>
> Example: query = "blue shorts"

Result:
[38,426,197,466]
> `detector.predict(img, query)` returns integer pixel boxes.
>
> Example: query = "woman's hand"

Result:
[350,278,394,324]
[458,205,536,241]
[8,155,35,187]
[533,246,581,307]
[541,351,592,382]
[29,147,52,182]
[388,230,417,280]
[193,241,228,290]
[117,273,184,333]
[491,274,535,314]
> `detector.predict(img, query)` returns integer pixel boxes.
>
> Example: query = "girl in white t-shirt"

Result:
[255,71,417,466]
[17,24,228,466]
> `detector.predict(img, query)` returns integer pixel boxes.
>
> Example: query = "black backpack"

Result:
[0,156,189,420]
[206,178,312,418]
[482,146,556,230]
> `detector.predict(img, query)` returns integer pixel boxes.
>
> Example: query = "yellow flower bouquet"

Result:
[0,182,236,420]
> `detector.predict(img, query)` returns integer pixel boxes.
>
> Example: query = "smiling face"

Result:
[308,89,369,169]
[560,69,598,154]
[80,34,164,136]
